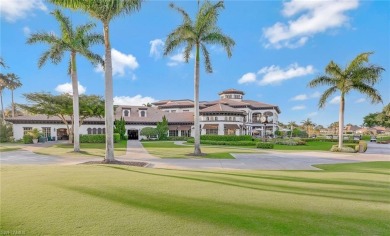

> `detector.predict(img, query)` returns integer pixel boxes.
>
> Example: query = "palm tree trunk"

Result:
[71,52,80,152]
[193,43,202,155]
[338,95,345,148]
[103,21,115,162]
[11,89,14,117]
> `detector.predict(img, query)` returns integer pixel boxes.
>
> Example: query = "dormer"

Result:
[138,107,147,117]
[122,109,131,117]
[218,88,245,101]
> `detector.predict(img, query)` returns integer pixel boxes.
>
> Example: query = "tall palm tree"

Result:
[0,74,9,121]
[164,1,235,155]
[287,121,297,138]
[27,9,103,152]
[309,52,384,148]
[301,118,315,137]
[50,0,143,162]
[5,73,22,117]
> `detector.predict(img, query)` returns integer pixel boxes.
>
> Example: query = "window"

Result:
[42,127,51,137]
[206,129,218,135]
[169,130,178,137]
[123,110,130,117]
[224,129,235,135]
[229,117,232,121]
[140,111,146,117]
[171,110,176,113]
[92,128,97,134]
[87,128,92,134]
[103,128,106,134]
[98,128,102,134]
[215,117,218,121]
[233,117,236,121]
[23,127,32,135]
[181,130,191,137]
[225,116,228,121]
[206,117,210,121]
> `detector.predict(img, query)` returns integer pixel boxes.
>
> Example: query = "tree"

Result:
[0,74,10,121]
[309,52,384,148]
[18,93,104,144]
[329,121,339,135]
[287,121,297,138]
[363,113,379,128]
[5,73,22,118]
[156,115,168,140]
[114,117,126,140]
[164,1,235,155]
[49,0,143,162]
[301,118,315,137]
[363,103,390,128]
[140,127,158,140]
[27,9,103,152]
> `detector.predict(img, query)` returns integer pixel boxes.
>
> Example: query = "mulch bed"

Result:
[81,160,148,167]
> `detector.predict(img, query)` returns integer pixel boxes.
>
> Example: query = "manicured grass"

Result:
[33,140,127,158]
[142,141,264,159]
[1,162,389,235]
[0,143,22,152]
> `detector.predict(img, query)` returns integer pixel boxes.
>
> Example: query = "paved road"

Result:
[1,141,389,170]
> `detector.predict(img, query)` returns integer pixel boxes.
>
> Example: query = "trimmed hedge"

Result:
[187,139,256,146]
[23,135,33,144]
[167,136,190,141]
[359,140,367,152]
[273,139,306,146]
[330,145,356,153]
[200,135,253,141]
[256,142,274,149]
[301,138,359,143]
[80,133,120,143]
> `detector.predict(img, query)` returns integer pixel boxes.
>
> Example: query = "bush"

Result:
[187,139,256,146]
[358,140,368,152]
[273,139,306,146]
[167,136,189,141]
[0,121,13,142]
[330,145,356,153]
[301,138,359,143]
[23,134,33,144]
[256,142,274,149]
[200,135,253,141]
[80,134,121,143]
[114,133,121,143]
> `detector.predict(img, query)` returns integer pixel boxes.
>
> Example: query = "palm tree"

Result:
[309,52,384,148]
[164,1,235,155]
[27,9,103,152]
[0,74,9,121]
[287,121,297,138]
[329,121,339,135]
[5,73,22,117]
[301,118,315,137]
[0,57,7,68]
[49,0,143,162]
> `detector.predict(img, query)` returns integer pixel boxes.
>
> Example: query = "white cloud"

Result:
[263,0,359,49]
[22,26,31,36]
[55,82,86,95]
[113,95,156,106]
[291,105,306,110]
[258,63,314,86]
[330,96,341,104]
[291,94,308,101]
[238,72,257,84]
[149,39,164,59]
[0,0,47,22]
[95,48,139,77]
[308,112,318,117]
[167,49,193,67]
[355,98,366,103]
[310,91,321,98]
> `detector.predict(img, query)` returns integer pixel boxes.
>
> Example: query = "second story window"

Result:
[140,111,146,117]
[123,109,130,117]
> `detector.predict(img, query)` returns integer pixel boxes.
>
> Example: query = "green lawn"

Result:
[142,141,264,159]
[1,162,389,235]
[33,140,127,158]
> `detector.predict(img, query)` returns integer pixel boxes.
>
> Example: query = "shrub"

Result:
[114,133,121,143]
[167,136,189,141]
[256,142,274,149]
[23,135,33,144]
[330,145,356,153]
[358,140,367,152]
[200,135,253,141]
[301,138,359,143]
[80,134,121,143]
[0,121,13,142]
[187,139,256,146]
[273,139,306,146]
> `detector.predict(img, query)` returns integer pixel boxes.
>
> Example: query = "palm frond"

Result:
[80,49,104,67]
[200,43,212,73]
[352,82,383,104]
[325,61,343,79]
[183,42,194,63]
[318,86,337,108]
[169,2,192,25]
[52,9,73,40]
[27,32,59,45]
[38,50,51,68]
[84,33,104,46]
[350,65,384,85]
[202,30,235,58]
[346,52,372,72]
[308,76,337,88]
[196,1,224,35]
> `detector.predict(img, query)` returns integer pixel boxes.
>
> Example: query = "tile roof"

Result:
[117,106,193,124]
[200,103,244,113]
[218,88,245,95]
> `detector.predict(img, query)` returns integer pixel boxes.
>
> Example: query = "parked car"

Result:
[370,136,377,142]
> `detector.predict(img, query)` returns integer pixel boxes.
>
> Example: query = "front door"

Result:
[128,130,139,140]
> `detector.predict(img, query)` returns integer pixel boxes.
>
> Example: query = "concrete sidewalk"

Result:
[118,140,158,159]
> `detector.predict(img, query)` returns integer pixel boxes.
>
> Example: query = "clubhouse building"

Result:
[6,89,281,140]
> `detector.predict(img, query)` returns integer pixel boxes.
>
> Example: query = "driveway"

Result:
[365,142,390,155]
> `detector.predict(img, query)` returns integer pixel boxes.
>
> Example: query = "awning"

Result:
[224,124,240,130]
[168,125,191,130]
[202,124,219,129]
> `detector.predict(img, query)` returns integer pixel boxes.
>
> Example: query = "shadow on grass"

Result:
[100,165,390,204]
[56,184,386,235]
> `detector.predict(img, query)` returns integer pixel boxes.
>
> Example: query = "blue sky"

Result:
[1,0,389,127]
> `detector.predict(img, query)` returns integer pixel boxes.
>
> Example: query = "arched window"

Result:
[87,128,92,134]
[103,128,106,134]
[215,117,218,121]
[98,128,102,134]
[206,117,209,121]
[92,128,97,134]
[124,110,129,117]
[140,111,146,117]
[229,117,232,121]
